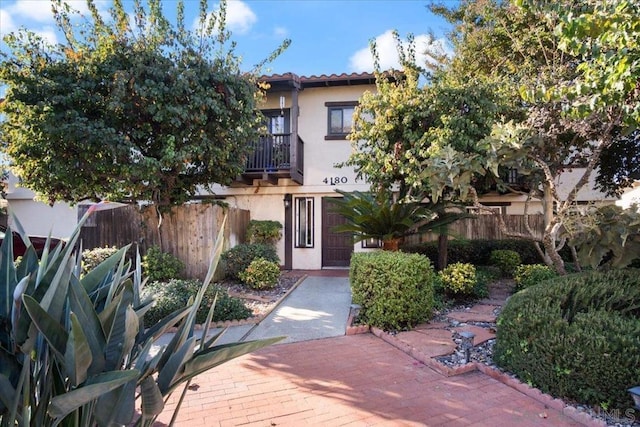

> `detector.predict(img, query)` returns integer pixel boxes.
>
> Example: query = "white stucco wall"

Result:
[4,173,77,237]
[210,84,374,269]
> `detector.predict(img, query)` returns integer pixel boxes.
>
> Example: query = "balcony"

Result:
[239,133,304,185]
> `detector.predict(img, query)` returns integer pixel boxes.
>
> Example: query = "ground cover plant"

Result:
[143,279,252,325]
[494,269,640,411]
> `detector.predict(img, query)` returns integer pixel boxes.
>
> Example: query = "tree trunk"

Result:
[382,238,401,251]
[437,232,448,271]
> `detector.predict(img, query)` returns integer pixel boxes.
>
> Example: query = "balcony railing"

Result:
[246,134,291,171]
[242,133,303,185]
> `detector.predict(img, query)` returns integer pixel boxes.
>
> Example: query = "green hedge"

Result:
[350,251,436,331]
[401,239,572,266]
[494,269,640,410]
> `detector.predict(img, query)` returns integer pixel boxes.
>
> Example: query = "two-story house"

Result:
[208,71,617,270]
[208,72,378,270]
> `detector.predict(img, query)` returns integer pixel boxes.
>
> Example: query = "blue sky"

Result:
[0,0,454,77]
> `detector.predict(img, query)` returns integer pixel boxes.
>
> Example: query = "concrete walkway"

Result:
[242,275,352,344]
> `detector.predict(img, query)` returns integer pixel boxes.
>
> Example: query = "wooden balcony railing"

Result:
[242,133,304,184]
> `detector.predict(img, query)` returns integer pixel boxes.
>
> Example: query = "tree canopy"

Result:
[344,0,640,274]
[0,0,289,207]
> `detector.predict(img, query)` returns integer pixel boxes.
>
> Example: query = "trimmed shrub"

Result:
[401,239,573,266]
[494,269,640,410]
[143,279,252,325]
[439,262,477,296]
[142,246,184,282]
[350,251,436,331]
[246,220,283,246]
[239,258,281,290]
[221,243,279,281]
[489,249,521,277]
[81,246,120,275]
[513,264,557,291]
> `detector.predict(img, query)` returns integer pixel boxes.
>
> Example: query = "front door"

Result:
[321,197,353,267]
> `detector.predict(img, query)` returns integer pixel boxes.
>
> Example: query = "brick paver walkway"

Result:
[152,334,582,426]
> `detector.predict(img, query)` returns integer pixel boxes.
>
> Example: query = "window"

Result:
[466,204,509,215]
[361,237,382,249]
[295,197,314,247]
[325,101,357,139]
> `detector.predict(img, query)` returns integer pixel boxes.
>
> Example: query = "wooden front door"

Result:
[321,197,353,267]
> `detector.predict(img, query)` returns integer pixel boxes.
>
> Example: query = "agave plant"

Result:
[329,189,469,251]
[0,204,282,426]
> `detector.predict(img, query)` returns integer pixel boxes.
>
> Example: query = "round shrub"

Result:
[221,243,279,281]
[143,279,252,325]
[489,249,521,277]
[142,246,184,282]
[438,262,477,296]
[513,263,557,291]
[494,269,640,410]
[81,246,119,276]
[350,251,436,331]
[238,258,281,290]
[246,220,282,246]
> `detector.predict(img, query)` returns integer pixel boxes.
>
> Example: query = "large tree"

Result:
[346,0,639,274]
[0,0,289,207]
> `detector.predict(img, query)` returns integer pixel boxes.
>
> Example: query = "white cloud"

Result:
[8,0,54,24]
[1,6,56,44]
[349,30,452,73]
[226,0,256,34]
[194,0,257,36]
[273,26,288,38]
[0,8,17,35]
[34,26,58,45]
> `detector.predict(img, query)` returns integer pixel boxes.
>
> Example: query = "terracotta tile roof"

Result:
[259,72,378,89]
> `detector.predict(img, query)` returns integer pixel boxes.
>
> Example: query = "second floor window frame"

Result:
[325,101,358,140]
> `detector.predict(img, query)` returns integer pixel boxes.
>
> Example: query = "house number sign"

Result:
[322,176,348,185]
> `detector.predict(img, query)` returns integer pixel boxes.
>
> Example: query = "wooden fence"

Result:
[79,203,250,280]
[404,214,545,245]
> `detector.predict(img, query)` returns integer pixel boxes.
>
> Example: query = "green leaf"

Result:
[65,313,92,387]
[81,246,130,295]
[48,370,140,421]
[140,375,164,419]
[22,294,68,361]
[157,336,196,394]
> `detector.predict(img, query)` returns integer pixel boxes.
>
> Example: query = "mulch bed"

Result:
[219,273,303,317]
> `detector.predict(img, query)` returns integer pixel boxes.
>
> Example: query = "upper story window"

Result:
[325,101,357,140]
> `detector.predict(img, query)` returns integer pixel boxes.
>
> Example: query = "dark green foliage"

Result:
[246,220,283,246]
[402,239,567,266]
[489,250,522,277]
[494,269,640,410]
[0,0,289,207]
[567,203,640,270]
[438,262,477,296]
[238,258,280,290]
[81,246,119,276]
[142,246,184,282]
[328,189,469,244]
[143,279,252,325]
[350,251,436,331]
[513,264,557,291]
[221,243,279,281]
